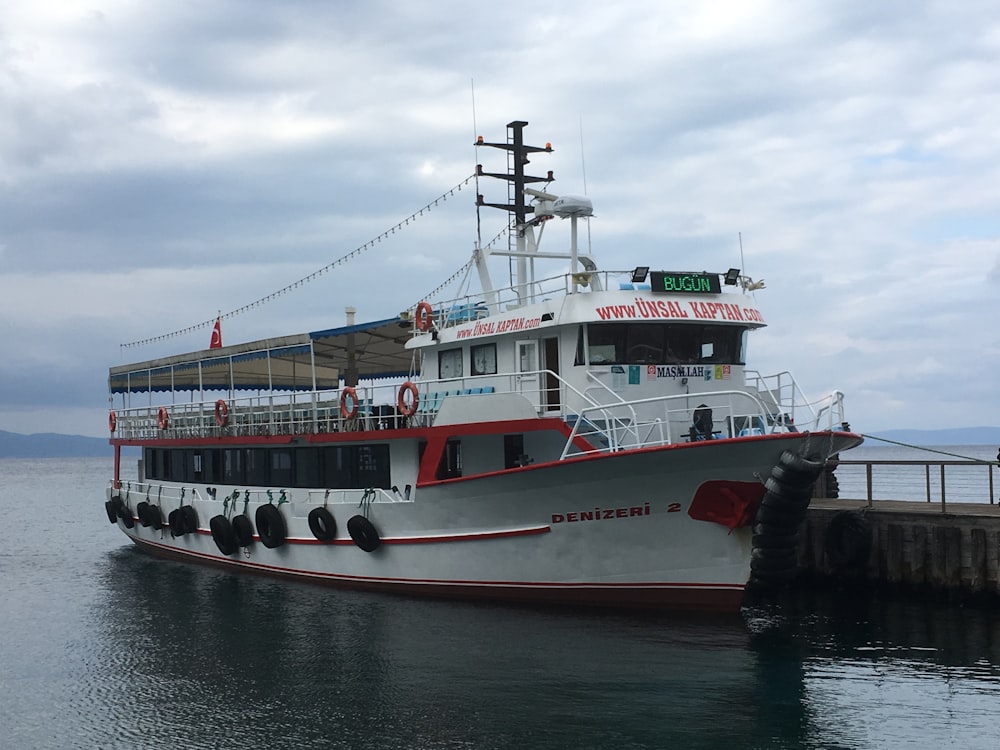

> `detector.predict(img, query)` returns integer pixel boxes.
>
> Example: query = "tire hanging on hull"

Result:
[308,507,337,542]
[749,450,825,590]
[255,504,287,549]
[347,515,381,552]
[210,515,239,555]
[232,514,254,547]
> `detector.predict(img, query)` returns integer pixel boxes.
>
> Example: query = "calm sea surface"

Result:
[2,456,1000,749]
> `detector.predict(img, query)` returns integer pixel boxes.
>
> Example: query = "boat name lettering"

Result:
[594,299,761,323]
[455,315,542,339]
[552,502,651,524]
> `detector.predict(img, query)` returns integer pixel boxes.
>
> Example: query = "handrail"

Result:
[825,458,997,511]
[560,389,774,459]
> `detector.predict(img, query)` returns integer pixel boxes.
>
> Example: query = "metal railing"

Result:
[560,389,775,459]
[824,459,998,511]
[111,366,835,456]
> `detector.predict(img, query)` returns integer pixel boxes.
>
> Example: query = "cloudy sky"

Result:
[1,0,998,438]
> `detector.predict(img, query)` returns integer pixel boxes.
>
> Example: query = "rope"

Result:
[121,175,476,350]
[412,225,510,307]
[859,433,997,464]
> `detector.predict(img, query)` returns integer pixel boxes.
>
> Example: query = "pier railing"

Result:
[822,459,997,511]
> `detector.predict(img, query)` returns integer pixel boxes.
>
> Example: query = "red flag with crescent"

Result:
[210,317,223,349]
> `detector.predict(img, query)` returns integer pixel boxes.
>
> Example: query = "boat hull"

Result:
[108,432,860,612]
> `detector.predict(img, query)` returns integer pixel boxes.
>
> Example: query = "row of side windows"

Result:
[143,445,392,489]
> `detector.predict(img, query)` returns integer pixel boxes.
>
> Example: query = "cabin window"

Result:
[322,446,354,488]
[357,445,391,488]
[189,450,204,482]
[223,448,244,484]
[271,449,293,487]
[438,347,463,379]
[503,434,525,469]
[170,450,185,482]
[587,323,625,364]
[436,439,463,480]
[293,448,320,488]
[246,448,268,485]
[583,323,747,365]
[470,343,497,376]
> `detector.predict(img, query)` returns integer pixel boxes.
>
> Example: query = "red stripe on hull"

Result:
[129,536,746,612]
[169,523,551,545]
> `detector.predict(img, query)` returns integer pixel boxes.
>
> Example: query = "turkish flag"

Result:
[210,317,223,349]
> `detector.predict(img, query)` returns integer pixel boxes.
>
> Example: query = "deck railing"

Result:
[821,459,998,511]
[111,366,831,454]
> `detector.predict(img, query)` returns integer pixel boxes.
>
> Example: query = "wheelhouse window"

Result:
[470,343,497,376]
[580,323,747,365]
[438,347,463,379]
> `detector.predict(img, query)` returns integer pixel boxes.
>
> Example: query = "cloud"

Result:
[1,0,999,435]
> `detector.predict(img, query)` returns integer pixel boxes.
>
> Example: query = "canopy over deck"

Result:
[109,317,414,394]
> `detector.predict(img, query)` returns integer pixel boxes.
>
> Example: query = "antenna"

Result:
[580,115,592,253]
[471,78,481,247]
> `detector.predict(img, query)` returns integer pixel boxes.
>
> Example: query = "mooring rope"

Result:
[859,433,997,464]
[121,175,476,350]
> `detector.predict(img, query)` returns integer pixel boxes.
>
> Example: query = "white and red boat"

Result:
[105,121,861,612]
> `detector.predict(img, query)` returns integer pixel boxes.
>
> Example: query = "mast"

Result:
[476,121,554,307]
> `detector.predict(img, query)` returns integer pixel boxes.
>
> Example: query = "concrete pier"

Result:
[799,500,1000,595]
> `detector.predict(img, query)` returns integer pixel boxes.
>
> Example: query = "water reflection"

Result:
[85,547,800,749]
[746,586,1000,750]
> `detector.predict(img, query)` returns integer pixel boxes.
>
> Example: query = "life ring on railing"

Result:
[415,301,433,332]
[397,381,419,417]
[157,406,170,430]
[340,387,359,420]
[108,410,117,433]
[214,399,230,427]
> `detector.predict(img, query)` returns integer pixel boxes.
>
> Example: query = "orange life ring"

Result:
[397,381,419,417]
[214,399,229,427]
[415,301,433,332]
[157,406,170,430]
[108,410,117,433]
[340,387,359,420]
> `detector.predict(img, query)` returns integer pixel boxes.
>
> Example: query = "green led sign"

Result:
[649,272,721,294]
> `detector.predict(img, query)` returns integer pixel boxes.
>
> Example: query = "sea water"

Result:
[2,457,999,749]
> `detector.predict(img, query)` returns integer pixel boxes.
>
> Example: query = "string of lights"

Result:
[121,175,476,350]
[411,225,510,307]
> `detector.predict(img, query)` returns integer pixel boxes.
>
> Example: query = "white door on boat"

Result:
[516,339,541,411]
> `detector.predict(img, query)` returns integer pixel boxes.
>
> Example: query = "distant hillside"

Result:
[0,430,128,458]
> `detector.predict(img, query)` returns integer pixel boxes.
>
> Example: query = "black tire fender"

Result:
[209,515,239,555]
[347,515,381,552]
[148,505,164,531]
[755,501,807,528]
[117,499,135,529]
[168,508,184,537]
[255,504,287,549]
[752,531,799,551]
[232,514,254,547]
[778,450,824,475]
[179,505,199,535]
[308,507,337,542]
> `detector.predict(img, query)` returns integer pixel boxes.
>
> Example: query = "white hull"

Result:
[108,432,859,611]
